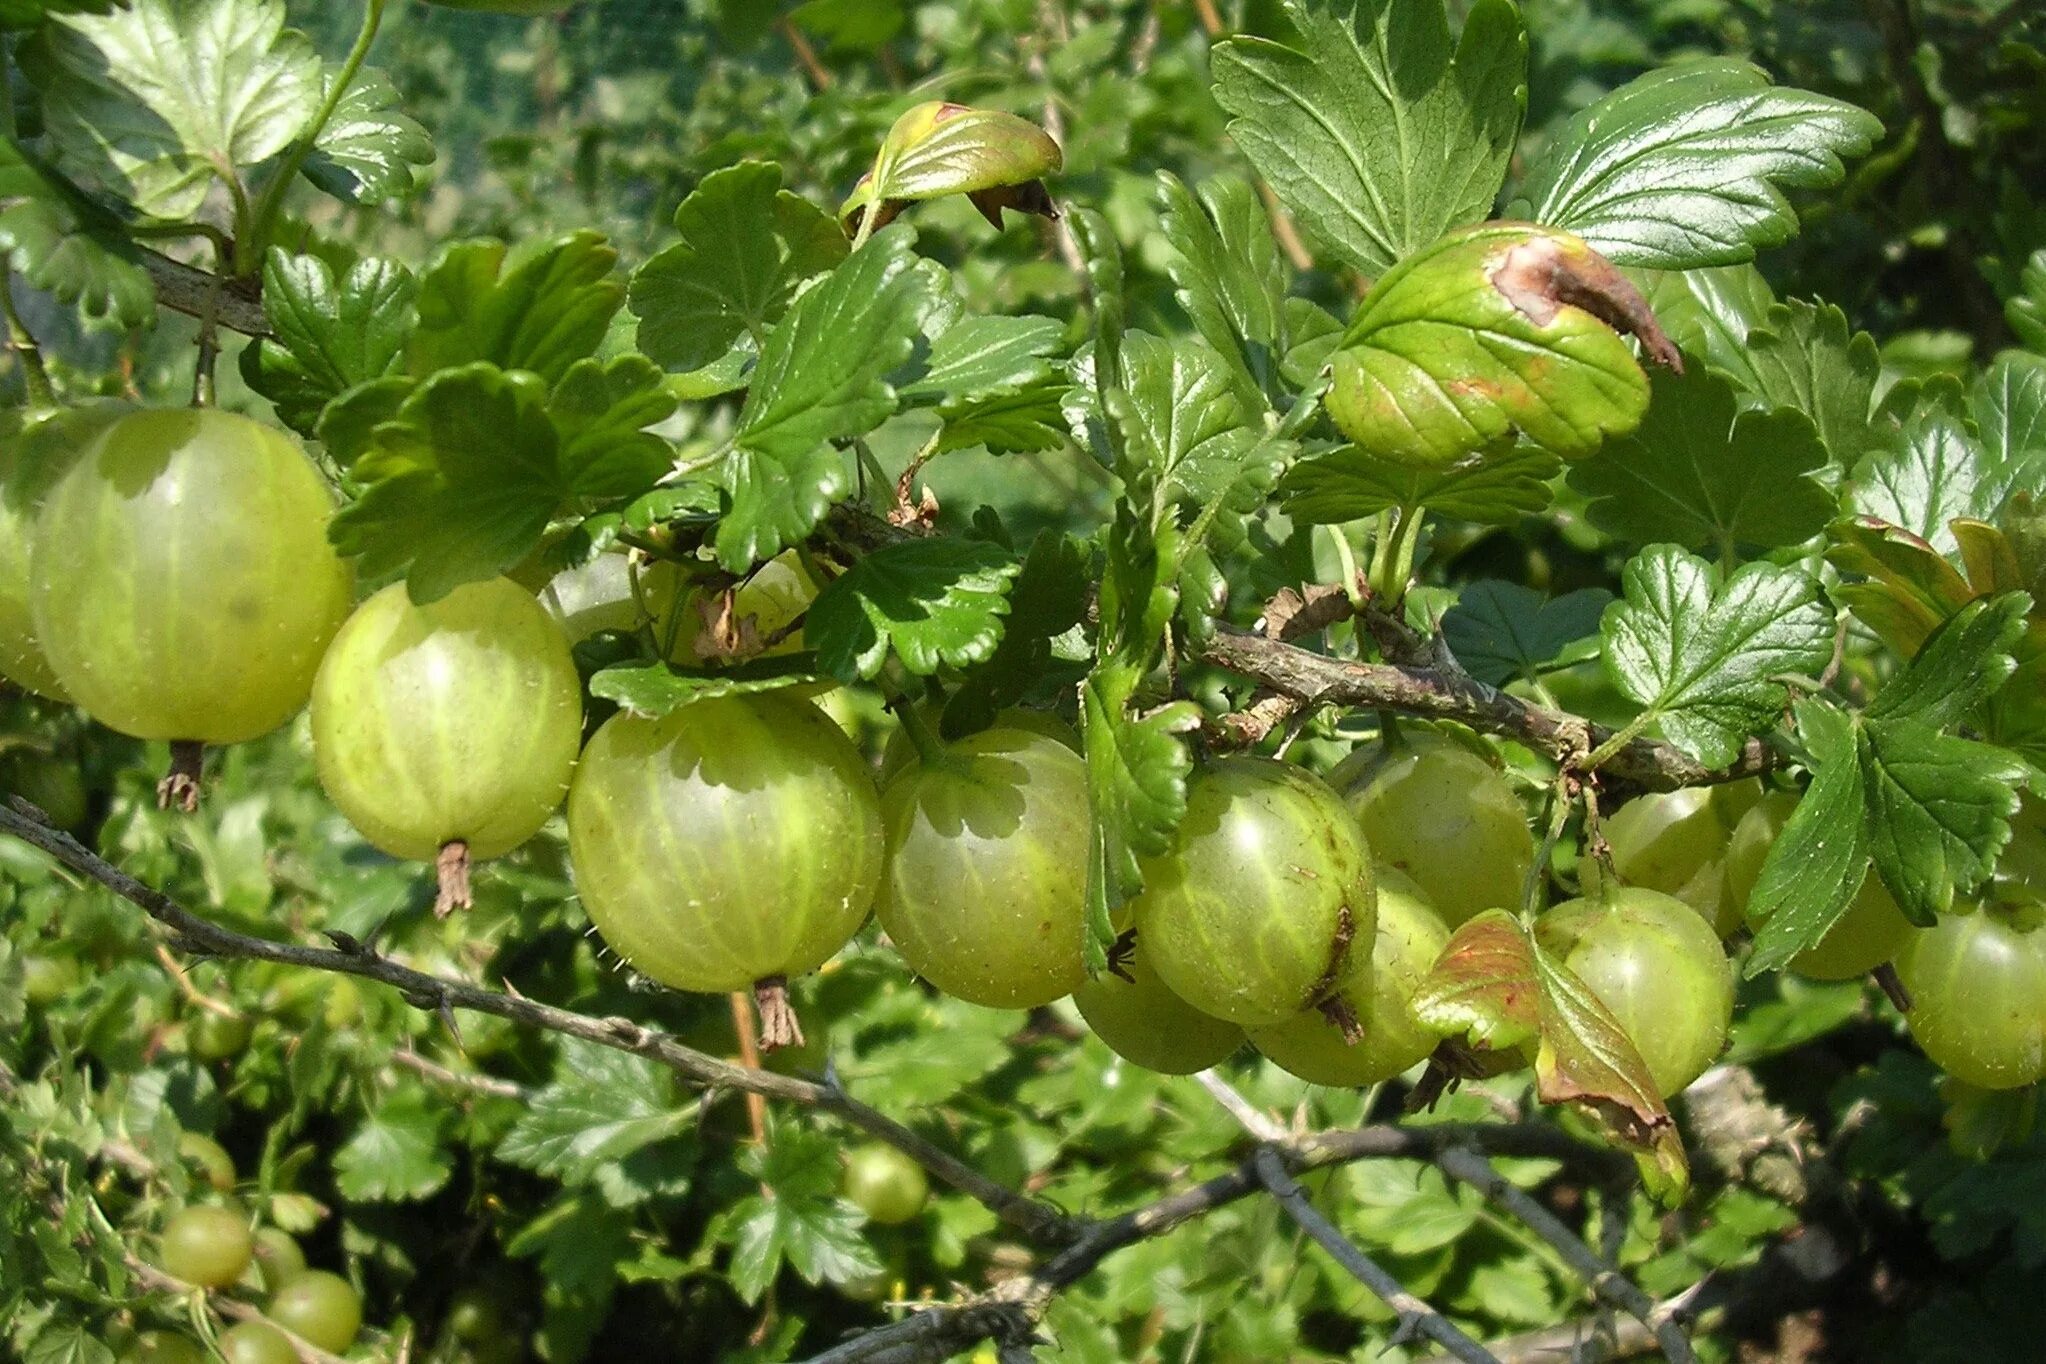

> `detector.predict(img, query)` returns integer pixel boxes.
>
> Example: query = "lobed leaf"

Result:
[628,161,847,374]
[1210,0,1526,278]
[805,537,1021,679]
[240,249,417,437]
[1569,358,1834,555]
[1510,59,1882,270]
[409,230,624,387]
[1280,441,1560,525]
[1745,700,1870,975]
[1601,544,1833,766]
[1441,581,1611,686]
[0,135,153,327]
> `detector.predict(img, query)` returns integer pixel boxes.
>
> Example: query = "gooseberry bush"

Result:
[2,0,2044,1361]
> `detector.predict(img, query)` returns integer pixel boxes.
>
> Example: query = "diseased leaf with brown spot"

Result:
[840,102,1062,235]
[1324,223,1663,467]
[1414,909,1687,1202]
[1411,910,1542,1054]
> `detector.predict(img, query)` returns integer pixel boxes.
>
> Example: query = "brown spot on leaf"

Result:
[1490,231,1682,372]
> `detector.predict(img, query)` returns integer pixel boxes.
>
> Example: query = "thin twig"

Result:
[727,990,770,1143]
[390,1046,525,1101]
[0,797,1074,1247]
[779,16,834,91]
[1435,1145,1697,1364]
[1255,1148,1500,1364]
[153,942,241,1019]
[1194,1069,1287,1143]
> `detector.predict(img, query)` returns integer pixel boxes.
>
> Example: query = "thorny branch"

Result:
[0,795,1694,1364]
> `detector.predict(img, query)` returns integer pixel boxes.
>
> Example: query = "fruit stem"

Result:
[434,841,473,917]
[753,976,806,1052]
[156,742,206,813]
[884,684,948,769]
[1872,961,1912,1013]
[1317,994,1364,1045]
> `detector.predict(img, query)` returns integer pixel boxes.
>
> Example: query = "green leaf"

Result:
[506,1193,630,1360]
[1974,352,2046,496]
[331,362,660,601]
[239,249,417,436]
[1744,299,1883,467]
[844,1023,1012,1109]
[1082,692,1201,966]
[721,1125,881,1303]
[1280,441,1560,525]
[1746,700,1869,975]
[1210,0,1526,278]
[498,1040,696,1188]
[1824,515,1976,657]
[940,529,1089,733]
[0,135,153,327]
[545,355,678,496]
[1326,223,1654,466]
[1870,592,2033,730]
[902,312,1063,406]
[26,0,321,219]
[409,231,624,387]
[1156,170,1284,411]
[588,658,825,719]
[1509,59,1881,270]
[333,1087,453,1202]
[316,375,414,470]
[24,1325,113,1364]
[713,225,931,570]
[302,66,435,204]
[1861,719,2027,922]
[1846,380,1992,558]
[2010,250,2046,353]
[1601,544,1834,765]
[1634,264,1778,393]
[1110,331,1288,545]
[807,537,1020,679]
[1441,581,1610,686]
[627,161,847,374]
[0,1,116,31]
[1568,359,1834,555]
[935,381,1069,455]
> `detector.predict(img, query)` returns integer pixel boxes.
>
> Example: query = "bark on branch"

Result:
[141,249,270,337]
[1197,625,1771,792]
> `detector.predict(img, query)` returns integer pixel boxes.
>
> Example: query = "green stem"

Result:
[1581,713,1653,773]
[882,681,947,769]
[0,268,55,412]
[1519,780,1571,921]
[241,0,388,275]
[1323,524,1366,610]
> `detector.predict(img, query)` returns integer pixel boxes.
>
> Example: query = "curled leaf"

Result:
[1326,223,1673,467]
[840,101,1062,235]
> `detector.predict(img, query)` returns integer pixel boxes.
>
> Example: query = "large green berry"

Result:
[1897,905,2046,1089]
[1337,732,1530,926]
[157,1204,252,1288]
[877,728,1088,1008]
[568,693,883,994]
[31,408,352,743]
[1536,887,1734,1096]
[311,577,582,883]
[1133,757,1375,1027]
[1071,941,1244,1074]
[1248,867,1450,1086]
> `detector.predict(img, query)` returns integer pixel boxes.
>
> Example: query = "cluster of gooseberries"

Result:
[6,403,2044,1121]
[129,1151,366,1363]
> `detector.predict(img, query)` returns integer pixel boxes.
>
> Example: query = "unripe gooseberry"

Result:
[1336,730,1530,927]
[1132,757,1375,1027]
[877,728,1089,1008]
[157,1204,253,1287]
[1248,866,1451,1086]
[267,1268,363,1352]
[842,1143,929,1225]
[0,404,129,699]
[1071,939,1244,1073]
[1896,904,2046,1090]
[216,1322,295,1364]
[311,577,583,913]
[29,409,352,758]
[1536,887,1734,1096]
[567,692,882,1047]
[1597,787,1737,936]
